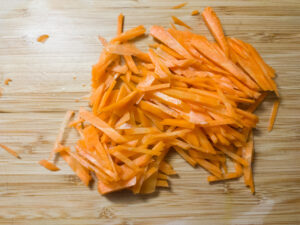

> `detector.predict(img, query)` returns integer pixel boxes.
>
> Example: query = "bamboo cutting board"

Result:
[0,0,300,224]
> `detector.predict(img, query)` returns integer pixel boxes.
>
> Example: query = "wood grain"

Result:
[0,0,300,224]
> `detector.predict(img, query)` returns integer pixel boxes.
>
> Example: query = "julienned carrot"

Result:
[117,13,124,35]
[202,7,229,57]
[171,16,192,29]
[172,2,187,9]
[0,144,21,159]
[40,8,279,195]
[268,99,280,132]
[39,159,60,171]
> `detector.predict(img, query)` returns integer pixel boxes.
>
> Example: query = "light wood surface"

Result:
[1,0,300,224]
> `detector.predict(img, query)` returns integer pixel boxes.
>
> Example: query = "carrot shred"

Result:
[202,7,229,57]
[49,111,74,161]
[37,34,49,43]
[171,16,192,29]
[43,10,279,195]
[39,159,60,171]
[0,144,21,159]
[268,99,280,132]
[172,2,187,9]
[156,180,169,187]
[117,13,124,35]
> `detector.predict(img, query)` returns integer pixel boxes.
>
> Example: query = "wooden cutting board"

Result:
[0,0,299,224]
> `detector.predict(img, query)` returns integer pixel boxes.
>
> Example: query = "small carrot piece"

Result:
[117,13,124,35]
[174,146,197,167]
[191,10,199,16]
[171,16,192,29]
[4,78,12,85]
[172,2,187,9]
[268,99,280,132]
[0,144,21,159]
[156,180,169,187]
[80,109,127,143]
[37,34,49,43]
[49,110,74,161]
[39,159,60,171]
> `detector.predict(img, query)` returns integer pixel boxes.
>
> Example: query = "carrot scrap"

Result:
[37,34,49,43]
[191,10,199,16]
[171,16,192,29]
[40,8,279,195]
[268,99,280,132]
[4,78,12,85]
[172,2,187,9]
[39,159,60,171]
[0,144,21,159]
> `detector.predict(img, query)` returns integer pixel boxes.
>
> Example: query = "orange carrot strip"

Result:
[150,25,192,58]
[159,161,176,175]
[216,145,248,167]
[39,159,60,171]
[160,119,195,129]
[172,2,187,9]
[171,16,191,29]
[100,90,139,113]
[202,7,229,57]
[0,144,21,159]
[80,109,127,143]
[98,176,136,194]
[60,150,92,186]
[124,55,139,74]
[174,146,197,167]
[268,99,280,132]
[138,83,170,92]
[112,25,146,43]
[117,13,124,35]
[207,172,241,182]
[157,173,168,180]
[49,111,74,161]
[156,179,169,187]
[247,92,268,113]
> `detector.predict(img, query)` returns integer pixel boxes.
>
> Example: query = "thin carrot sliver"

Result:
[0,144,21,159]
[172,2,187,9]
[117,13,124,35]
[268,99,280,132]
[171,16,192,29]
